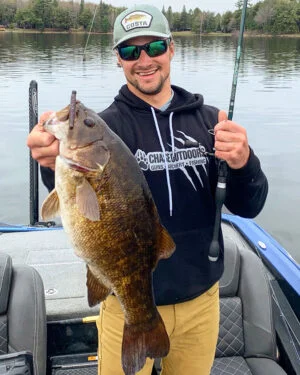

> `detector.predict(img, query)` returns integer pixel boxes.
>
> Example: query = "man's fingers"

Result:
[31,139,59,158]
[218,110,228,123]
[215,120,247,134]
[215,130,244,143]
[27,124,56,148]
[37,111,54,128]
[37,156,56,170]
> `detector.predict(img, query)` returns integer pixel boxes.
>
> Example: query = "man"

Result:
[27,4,268,375]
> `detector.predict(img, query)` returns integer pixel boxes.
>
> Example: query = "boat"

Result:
[0,211,299,375]
[0,2,299,372]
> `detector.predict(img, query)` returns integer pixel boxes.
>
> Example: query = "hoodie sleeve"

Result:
[41,166,55,192]
[224,147,268,218]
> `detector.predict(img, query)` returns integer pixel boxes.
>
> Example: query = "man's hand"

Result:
[214,110,250,169]
[27,111,59,170]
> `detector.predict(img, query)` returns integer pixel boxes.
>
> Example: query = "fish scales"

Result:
[41,100,175,375]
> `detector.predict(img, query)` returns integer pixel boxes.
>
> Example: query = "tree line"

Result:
[0,0,299,34]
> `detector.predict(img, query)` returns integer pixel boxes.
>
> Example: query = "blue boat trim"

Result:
[222,213,300,296]
[1,215,299,296]
[0,223,62,232]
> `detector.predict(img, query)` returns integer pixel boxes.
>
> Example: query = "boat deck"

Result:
[0,227,99,320]
[0,221,243,321]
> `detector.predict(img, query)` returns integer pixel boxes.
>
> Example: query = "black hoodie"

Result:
[41,84,268,306]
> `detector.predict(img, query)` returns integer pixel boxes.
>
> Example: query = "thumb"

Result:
[37,111,54,130]
[218,110,228,123]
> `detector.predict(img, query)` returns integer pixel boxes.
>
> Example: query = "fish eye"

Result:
[84,118,95,127]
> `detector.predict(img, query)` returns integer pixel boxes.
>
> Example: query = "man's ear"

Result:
[169,40,175,59]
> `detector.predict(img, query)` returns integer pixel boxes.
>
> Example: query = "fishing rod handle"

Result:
[208,161,228,262]
[29,80,38,130]
[29,80,39,225]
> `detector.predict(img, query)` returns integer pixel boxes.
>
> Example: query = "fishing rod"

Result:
[29,80,39,226]
[82,3,99,61]
[208,0,248,262]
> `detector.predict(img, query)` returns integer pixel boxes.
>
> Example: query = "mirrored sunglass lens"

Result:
[147,40,167,57]
[119,39,169,60]
[120,45,138,60]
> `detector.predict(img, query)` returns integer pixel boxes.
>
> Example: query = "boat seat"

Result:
[211,235,287,375]
[0,252,47,374]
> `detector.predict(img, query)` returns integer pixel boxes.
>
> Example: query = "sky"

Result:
[94,0,260,13]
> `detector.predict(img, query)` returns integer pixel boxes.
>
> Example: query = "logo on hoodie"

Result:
[135,130,209,190]
[121,11,153,32]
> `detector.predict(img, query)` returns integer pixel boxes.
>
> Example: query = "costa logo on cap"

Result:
[121,11,153,32]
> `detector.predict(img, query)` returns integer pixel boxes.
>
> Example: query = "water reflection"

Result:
[1,33,299,74]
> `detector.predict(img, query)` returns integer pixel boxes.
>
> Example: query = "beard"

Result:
[126,70,170,96]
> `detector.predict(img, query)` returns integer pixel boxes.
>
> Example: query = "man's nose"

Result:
[138,49,152,62]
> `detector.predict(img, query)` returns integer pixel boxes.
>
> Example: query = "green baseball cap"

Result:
[113,4,171,49]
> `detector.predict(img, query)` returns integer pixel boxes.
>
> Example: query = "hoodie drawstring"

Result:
[151,107,174,216]
[169,112,175,156]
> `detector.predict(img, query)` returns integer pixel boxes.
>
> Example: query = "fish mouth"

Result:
[60,156,99,173]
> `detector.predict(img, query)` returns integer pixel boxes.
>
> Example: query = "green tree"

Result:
[52,6,72,30]
[235,0,252,9]
[78,7,93,30]
[0,1,17,25]
[294,1,300,31]
[0,0,298,35]
[15,7,35,28]
[166,6,173,30]
[80,0,84,15]
[180,5,188,30]
[93,1,112,32]
[254,0,275,32]
[221,11,234,32]
[172,12,181,31]
[190,7,201,33]
[271,1,298,33]
[215,13,222,32]
[204,11,217,32]
[31,0,55,29]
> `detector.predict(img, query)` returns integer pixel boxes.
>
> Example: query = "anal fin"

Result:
[157,226,176,260]
[86,266,111,307]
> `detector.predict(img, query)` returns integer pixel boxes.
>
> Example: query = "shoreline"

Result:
[1,29,300,38]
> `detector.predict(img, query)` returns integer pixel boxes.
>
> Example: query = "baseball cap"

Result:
[113,4,171,49]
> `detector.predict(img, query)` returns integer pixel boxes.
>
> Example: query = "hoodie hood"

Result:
[114,84,204,115]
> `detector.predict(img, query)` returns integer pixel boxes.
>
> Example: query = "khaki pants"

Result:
[96,282,219,375]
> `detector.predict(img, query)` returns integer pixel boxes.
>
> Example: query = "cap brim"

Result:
[113,31,171,49]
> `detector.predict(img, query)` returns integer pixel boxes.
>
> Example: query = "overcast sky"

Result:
[97,0,259,13]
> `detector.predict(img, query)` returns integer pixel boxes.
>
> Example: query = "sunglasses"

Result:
[117,39,171,61]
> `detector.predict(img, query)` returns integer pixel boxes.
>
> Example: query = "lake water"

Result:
[0,32,300,263]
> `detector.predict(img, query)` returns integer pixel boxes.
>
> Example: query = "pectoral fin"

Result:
[157,226,176,260]
[86,266,111,307]
[76,178,100,221]
[41,189,60,220]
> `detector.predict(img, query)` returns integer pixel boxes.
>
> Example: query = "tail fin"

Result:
[121,313,169,375]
